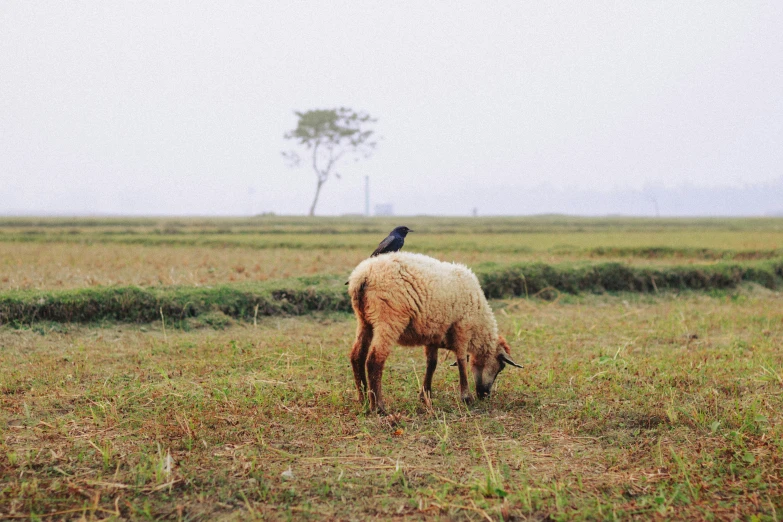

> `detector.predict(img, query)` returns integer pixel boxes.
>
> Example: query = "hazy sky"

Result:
[2,2,782,216]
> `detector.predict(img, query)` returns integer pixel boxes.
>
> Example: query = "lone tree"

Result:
[283,108,377,216]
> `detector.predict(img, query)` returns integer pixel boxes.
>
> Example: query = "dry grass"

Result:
[2,290,782,520]
[0,243,368,291]
[2,241,780,292]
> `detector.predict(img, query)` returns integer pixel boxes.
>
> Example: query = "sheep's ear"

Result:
[499,351,523,369]
[498,335,511,354]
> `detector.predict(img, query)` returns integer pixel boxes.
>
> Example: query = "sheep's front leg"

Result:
[448,325,474,404]
[419,345,438,407]
[366,328,396,415]
[349,322,372,406]
[456,356,474,405]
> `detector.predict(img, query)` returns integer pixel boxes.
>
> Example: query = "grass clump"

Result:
[189,310,235,330]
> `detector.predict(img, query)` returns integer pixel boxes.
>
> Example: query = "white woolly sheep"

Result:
[347,252,522,413]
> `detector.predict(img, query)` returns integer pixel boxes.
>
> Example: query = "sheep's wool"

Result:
[348,252,499,357]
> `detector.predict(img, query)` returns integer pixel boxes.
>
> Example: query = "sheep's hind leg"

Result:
[350,322,372,406]
[366,326,398,415]
[419,345,438,407]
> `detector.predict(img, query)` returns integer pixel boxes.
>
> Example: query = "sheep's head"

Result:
[471,335,523,399]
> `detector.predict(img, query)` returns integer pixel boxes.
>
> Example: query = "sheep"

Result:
[347,252,522,413]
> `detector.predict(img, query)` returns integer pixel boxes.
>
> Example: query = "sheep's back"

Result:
[348,252,490,335]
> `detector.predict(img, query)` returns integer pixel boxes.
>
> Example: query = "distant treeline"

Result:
[2,260,781,326]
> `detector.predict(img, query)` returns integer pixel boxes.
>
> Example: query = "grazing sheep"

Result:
[347,252,522,413]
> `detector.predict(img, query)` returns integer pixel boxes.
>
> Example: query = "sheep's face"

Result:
[471,336,522,399]
[472,355,503,399]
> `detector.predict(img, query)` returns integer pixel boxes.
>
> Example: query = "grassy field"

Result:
[2,292,782,520]
[1,217,783,520]
[1,216,782,291]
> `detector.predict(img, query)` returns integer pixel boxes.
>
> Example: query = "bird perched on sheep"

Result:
[347,252,522,414]
[344,226,414,286]
[371,226,412,257]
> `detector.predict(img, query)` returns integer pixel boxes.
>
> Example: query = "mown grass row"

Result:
[2,259,782,325]
[3,231,783,259]
[4,214,782,232]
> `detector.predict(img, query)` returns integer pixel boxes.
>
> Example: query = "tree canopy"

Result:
[283,108,377,216]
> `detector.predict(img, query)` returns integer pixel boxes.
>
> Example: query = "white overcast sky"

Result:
[1,2,782,216]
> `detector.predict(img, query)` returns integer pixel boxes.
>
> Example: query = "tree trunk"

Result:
[309,178,325,216]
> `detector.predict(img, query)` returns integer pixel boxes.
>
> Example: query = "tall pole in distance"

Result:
[365,176,370,217]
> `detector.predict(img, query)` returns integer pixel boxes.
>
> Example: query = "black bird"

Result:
[345,226,414,285]
[371,226,412,257]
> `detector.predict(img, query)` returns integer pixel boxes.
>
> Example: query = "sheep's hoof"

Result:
[418,390,433,407]
[381,412,403,427]
[461,395,475,405]
[372,402,389,416]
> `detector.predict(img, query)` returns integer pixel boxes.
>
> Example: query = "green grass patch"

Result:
[0,276,351,326]
[2,259,782,325]
[477,259,783,298]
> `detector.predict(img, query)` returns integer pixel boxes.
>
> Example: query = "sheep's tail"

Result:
[349,278,368,321]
